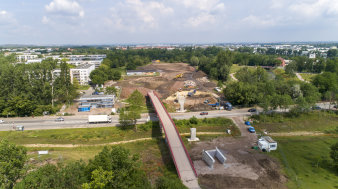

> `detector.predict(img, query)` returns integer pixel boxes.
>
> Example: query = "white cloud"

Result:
[45,0,84,18]
[42,16,50,24]
[187,13,216,27]
[289,0,338,18]
[0,10,17,26]
[176,0,226,27]
[109,0,173,31]
[242,15,276,27]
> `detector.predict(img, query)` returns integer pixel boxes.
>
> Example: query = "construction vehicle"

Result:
[174,73,183,80]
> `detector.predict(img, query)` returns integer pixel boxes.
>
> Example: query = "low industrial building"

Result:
[77,94,115,109]
[126,70,158,76]
[70,64,95,85]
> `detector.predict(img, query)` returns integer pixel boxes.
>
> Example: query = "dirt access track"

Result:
[189,117,287,189]
[113,63,218,111]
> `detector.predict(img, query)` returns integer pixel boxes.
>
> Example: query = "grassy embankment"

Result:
[252,111,338,133]
[253,112,338,189]
[270,136,337,189]
[0,117,239,145]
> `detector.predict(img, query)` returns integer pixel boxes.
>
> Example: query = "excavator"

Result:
[174,73,183,80]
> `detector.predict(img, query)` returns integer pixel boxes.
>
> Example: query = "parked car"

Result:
[334,105,337,109]
[55,117,64,121]
[0,120,4,124]
[245,121,251,126]
[248,108,257,112]
[200,112,208,115]
[248,126,256,133]
[312,106,321,110]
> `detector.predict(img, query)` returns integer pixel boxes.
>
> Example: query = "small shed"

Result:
[258,136,277,152]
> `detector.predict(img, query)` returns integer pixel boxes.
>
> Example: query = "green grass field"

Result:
[253,112,338,133]
[269,136,338,189]
[0,118,239,145]
[299,73,318,82]
[230,64,256,74]
[273,68,298,81]
[26,138,182,185]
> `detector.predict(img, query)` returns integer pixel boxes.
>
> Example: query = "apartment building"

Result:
[70,64,95,85]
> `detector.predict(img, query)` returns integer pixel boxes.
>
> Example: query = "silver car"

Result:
[55,117,64,121]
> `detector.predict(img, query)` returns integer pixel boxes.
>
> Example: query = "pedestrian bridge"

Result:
[148,91,200,189]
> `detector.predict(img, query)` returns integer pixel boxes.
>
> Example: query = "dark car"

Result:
[248,108,257,112]
[312,106,321,110]
[55,117,64,121]
[200,112,208,115]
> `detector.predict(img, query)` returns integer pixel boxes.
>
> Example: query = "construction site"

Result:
[113,62,220,112]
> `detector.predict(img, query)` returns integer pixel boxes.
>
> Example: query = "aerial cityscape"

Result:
[0,1,338,189]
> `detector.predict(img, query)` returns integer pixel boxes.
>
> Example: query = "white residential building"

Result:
[70,64,95,85]
[67,60,102,68]
[16,53,38,62]
[309,53,316,59]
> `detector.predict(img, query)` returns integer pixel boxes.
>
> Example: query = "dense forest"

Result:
[0,54,78,117]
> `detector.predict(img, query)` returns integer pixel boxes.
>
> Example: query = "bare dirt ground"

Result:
[64,63,219,114]
[114,63,218,110]
[189,117,287,189]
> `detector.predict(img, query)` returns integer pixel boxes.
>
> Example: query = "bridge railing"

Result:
[150,91,197,177]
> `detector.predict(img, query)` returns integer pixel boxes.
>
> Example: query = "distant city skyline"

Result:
[1,0,338,45]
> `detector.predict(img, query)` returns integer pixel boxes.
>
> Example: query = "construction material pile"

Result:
[184,80,196,88]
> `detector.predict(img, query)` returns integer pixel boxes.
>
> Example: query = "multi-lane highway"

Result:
[0,102,332,131]
[0,108,252,131]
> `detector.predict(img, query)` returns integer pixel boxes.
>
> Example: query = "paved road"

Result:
[0,103,333,131]
[0,109,251,131]
[148,91,200,189]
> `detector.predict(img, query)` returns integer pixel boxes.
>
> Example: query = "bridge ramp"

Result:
[148,91,200,189]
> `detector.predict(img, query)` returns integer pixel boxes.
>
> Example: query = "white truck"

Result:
[88,115,112,124]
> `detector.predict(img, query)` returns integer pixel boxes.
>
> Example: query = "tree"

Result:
[127,90,145,107]
[90,69,108,85]
[118,108,134,127]
[224,82,258,106]
[112,70,121,81]
[18,161,88,189]
[327,49,338,58]
[330,142,338,172]
[189,56,199,66]
[0,140,27,188]
[156,176,187,189]
[105,86,117,95]
[84,146,150,189]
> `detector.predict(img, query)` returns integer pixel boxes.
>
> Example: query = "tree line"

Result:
[0,54,78,117]
[0,139,186,189]
[224,67,322,114]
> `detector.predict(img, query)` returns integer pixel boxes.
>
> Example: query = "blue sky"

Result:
[1,0,338,45]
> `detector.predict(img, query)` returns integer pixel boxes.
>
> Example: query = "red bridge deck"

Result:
[148,91,199,189]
